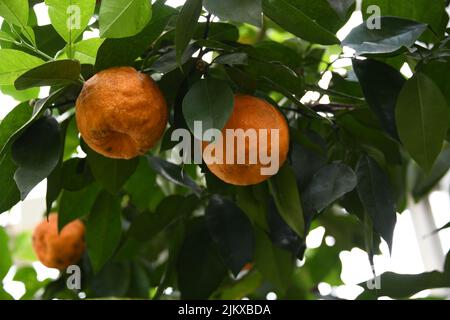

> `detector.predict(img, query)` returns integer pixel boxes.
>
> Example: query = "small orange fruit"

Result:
[203,95,289,186]
[76,67,168,159]
[32,213,85,270]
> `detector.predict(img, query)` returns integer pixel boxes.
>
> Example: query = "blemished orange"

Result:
[75,67,168,159]
[203,95,289,186]
[32,214,85,270]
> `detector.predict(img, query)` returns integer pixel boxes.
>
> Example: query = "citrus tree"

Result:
[1,0,450,300]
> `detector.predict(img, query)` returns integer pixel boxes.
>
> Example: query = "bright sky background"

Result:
[1,0,450,300]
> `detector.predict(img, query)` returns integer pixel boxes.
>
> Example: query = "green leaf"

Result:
[327,0,355,20]
[0,88,65,160]
[123,157,157,210]
[0,85,39,102]
[362,0,446,38]
[356,155,397,251]
[352,58,405,139]
[396,73,449,172]
[34,24,66,57]
[59,38,105,65]
[177,218,228,299]
[175,0,203,65]
[15,60,81,90]
[358,270,450,299]
[99,0,152,39]
[0,0,29,26]
[262,0,340,45]
[12,116,62,200]
[204,0,262,27]
[61,158,93,191]
[45,0,96,43]
[146,155,201,194]
[87,191,122,273]
[337,112,402,164]
[412,144,450,201]
[85,144,138,194]
[205,195,255,277]
[214,53,248,66]
[268,164,305,237]
[419,60,450,107]
[302,162,357,213]
[128,194,199,242]
[59,183,101,231]
[0,103,32,153]
[0,30,16,43]
[254,227,294,294]
[236,185,269,231]
[182,78,234,140]
[95,1,176,71]
[90,262,131,297]
[245,59,304,97]
[0,151,20,214]
[0,49,44,85]
[0,227,12,280]
[342,17,427,55]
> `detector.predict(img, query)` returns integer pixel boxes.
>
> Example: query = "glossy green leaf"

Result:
[12,117,62,200]
[204,0,262,27]
[0,85,39,102]
[254,227,294,294]
[302,162,357,213]
[85,144,138,194]
[327,0,355,20]
[0,30,16,43]
[412,144,450,201]
[0,49,44,85]
[99,0,152,39]
[45,0,96,43]
[396,73,449,172]
[59,183,101,231]
[206,195,255,277]
[356,155,397,250]
[15,60,81,90]
[362,0,446,37]
[353,58,405,139]
[182,78,234,140]
[87,191,123,273]
[175,0,202,65]
[96,1,176,71]
[342,17,427,55]
[128,194,199,242]
[358,270,450,299]
[262,0,340,45]
[177,218,228,299]
[0,0,29,26]
[59,38,105,65]
[123,157,157,210]
[146,155,201,194]
[268,164,305,237]
[0,151,20,214]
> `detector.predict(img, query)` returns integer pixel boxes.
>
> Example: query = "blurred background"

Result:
[1,0,450,300]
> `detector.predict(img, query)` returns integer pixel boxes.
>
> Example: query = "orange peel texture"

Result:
[76,67,168,159]
[203,95,289,186]
[32,213,85,270]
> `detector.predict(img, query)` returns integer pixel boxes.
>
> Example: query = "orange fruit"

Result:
[76,67,168,159]
[32,213,85,270]
[203,95,289,186]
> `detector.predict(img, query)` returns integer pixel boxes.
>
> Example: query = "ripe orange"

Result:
[203,95,289,186]
[32,214,85,270]
[76,67,168,159]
